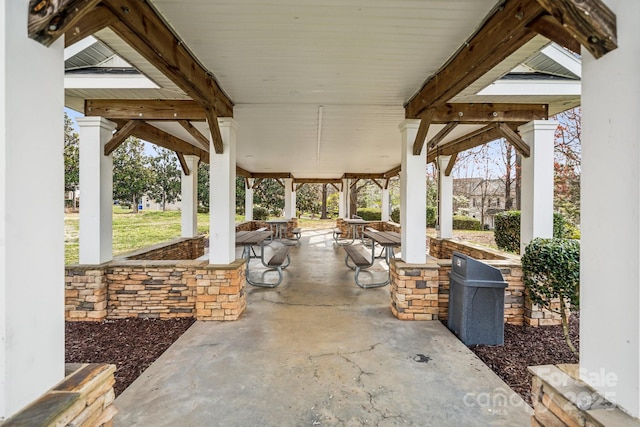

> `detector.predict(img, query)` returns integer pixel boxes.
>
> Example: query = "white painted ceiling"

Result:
[65,0,581,178]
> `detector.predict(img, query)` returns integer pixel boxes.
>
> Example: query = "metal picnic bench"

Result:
[342,244,390,289]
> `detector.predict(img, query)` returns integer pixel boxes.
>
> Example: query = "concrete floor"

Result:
[114,229,532,426]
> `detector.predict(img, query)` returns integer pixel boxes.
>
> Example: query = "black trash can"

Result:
[447,252,508,346]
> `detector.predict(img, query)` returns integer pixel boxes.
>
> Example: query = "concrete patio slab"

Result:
[114,229,532,426]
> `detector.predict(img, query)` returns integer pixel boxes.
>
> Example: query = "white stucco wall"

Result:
[581,0,640,417]
[0,1,65,419]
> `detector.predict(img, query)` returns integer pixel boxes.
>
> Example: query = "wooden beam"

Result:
[251,173,292,179]
[427,124,503,163]
[64,5,117,47]
[430,103,548,123]
[349,179,361,189]
[117,120,209,163]
[236,166,252,178]
[329,183,341,193]
[203,107,223,154]
[178,120,209,152]
[527,14,581,54]
[444,153,458,177]
[384,165,401,179]
[497,122,531,157]
[251,178,263,190]
[536,0,617,59]
[274,179,285,188]
[102,0,233,117]
[295,183,306,191]
[427,123,458,151]
[176,152,190,176]
[413,108,435,155]
[85,99,207,121]
[29,0,101,46]
[293,178,343,184]
[406,0,545,118]
[104,120,139,155]
[383,179,390,190]
[371,179,383,190]
[343,173,386,180]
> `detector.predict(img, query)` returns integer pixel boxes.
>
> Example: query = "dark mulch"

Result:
[469,314,580,405]
[65,318,195,396]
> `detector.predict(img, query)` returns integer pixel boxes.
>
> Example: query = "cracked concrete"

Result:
[114,229,532,426]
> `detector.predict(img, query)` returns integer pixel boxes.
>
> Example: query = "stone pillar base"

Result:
[390,259,440,320]
[195,259,247,321]
[2,363,117,426]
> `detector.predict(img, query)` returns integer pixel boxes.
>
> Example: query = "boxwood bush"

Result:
[253,206,269,220]
[495,211,571,253]
[452,215,481,230]
[356,208,381,221]
[388,206,436,227]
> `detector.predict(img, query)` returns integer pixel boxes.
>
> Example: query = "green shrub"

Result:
[356,208,381,221]
[553,212,566,239]
[388,207,435,226]
[522,238,580,356]
[494,211,521,253]
[390,207,400,223]
[253,206,269,220]
[452,215,481,230]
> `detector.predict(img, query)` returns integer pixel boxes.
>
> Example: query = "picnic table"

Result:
[265,219,289,240]
[342,218,370,245]
[363,229,401,265]
[236,229,291,287]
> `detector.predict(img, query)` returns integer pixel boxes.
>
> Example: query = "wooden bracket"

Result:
[176,152,190,176]
[104,120,139,155]
[412,108,434,155]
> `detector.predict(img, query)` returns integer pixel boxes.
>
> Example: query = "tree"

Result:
[64,113,80,209]
[296,183,321,217]
[553,108,581,224]
[254,179,284,216]
[320,184,328,219]
[148,147,181,211]
[113,137,152,213]
[197,162,210,210]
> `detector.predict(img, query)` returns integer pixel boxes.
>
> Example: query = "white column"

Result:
[581,1,640,417]
[244,178,254,221]
[518,120,558,254]
[381,187,390,222]
[400,120,426,264]
[180,155,199,238]
[210,118,237,264]
[437,156,453,239]
[0,5,65,418]
[284,178,294,219]
[77,117,117,264]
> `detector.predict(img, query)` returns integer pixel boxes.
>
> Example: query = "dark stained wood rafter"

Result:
[527,14,581,54]
[349,179,360,189]
[497,122,531,157]
[64,4,117,47]
[236,166,252,178]
[295,183,306,191]
[343,173,386,180]
[251,178,263,190]
[384,165,401,179]
[431,103,548,124]
[176,152,190,176]
[330,183,341,193]
[203,107,223,154]
[100,0,233,116]
[427,123,458,152]
[535,0,617,59]
[28,0,101,46]
[251,173,292,179]
[383,179,390,190]
[293,178,343,184]
[85,99,207,120]
[426,124,503,163]
[104,119,139,155]
[444,153,458,177]
[370,179,383,190]
[178,120,209,152]
[413,107,435,155]
[114,120,209,163]
[406,0,545,119]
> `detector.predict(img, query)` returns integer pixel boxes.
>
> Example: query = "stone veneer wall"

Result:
[124,236,205,261]
[236,218,299,239]
[390,259,441,320]
[335,219,400,238]
[2,363,117,426]
[429,237,510,261]
[66,259,246,322]
[529,364,640,427]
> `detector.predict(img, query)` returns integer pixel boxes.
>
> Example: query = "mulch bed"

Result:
[65,318,195,396]
[65,315,579,404]
[469,314,579,405]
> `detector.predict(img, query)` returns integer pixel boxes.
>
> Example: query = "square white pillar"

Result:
[437,156,453,239]
[518,120,558,254]
[381,187,390,222]
[181,155,199,238]
[284,178,294,219]
[77,117,117,264]
[581,0,640,417]
[339,179,347,218]
[400,120,426,264]
[0,5,65,418]
[210,118,237,264]
[245,178,254,221]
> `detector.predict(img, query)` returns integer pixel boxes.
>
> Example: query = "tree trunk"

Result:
[132,195,139,213]
[505,144,513,210]
[515,153,522,210]
[559,296,578,357]
[320,184,328,219]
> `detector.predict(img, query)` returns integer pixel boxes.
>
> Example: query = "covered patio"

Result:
[2,0,639,426]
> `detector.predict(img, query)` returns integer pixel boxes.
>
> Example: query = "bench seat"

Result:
[247,246,291,288]
[343,245,389,289]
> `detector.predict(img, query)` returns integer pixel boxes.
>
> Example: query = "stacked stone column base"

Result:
[390,259,440,320]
